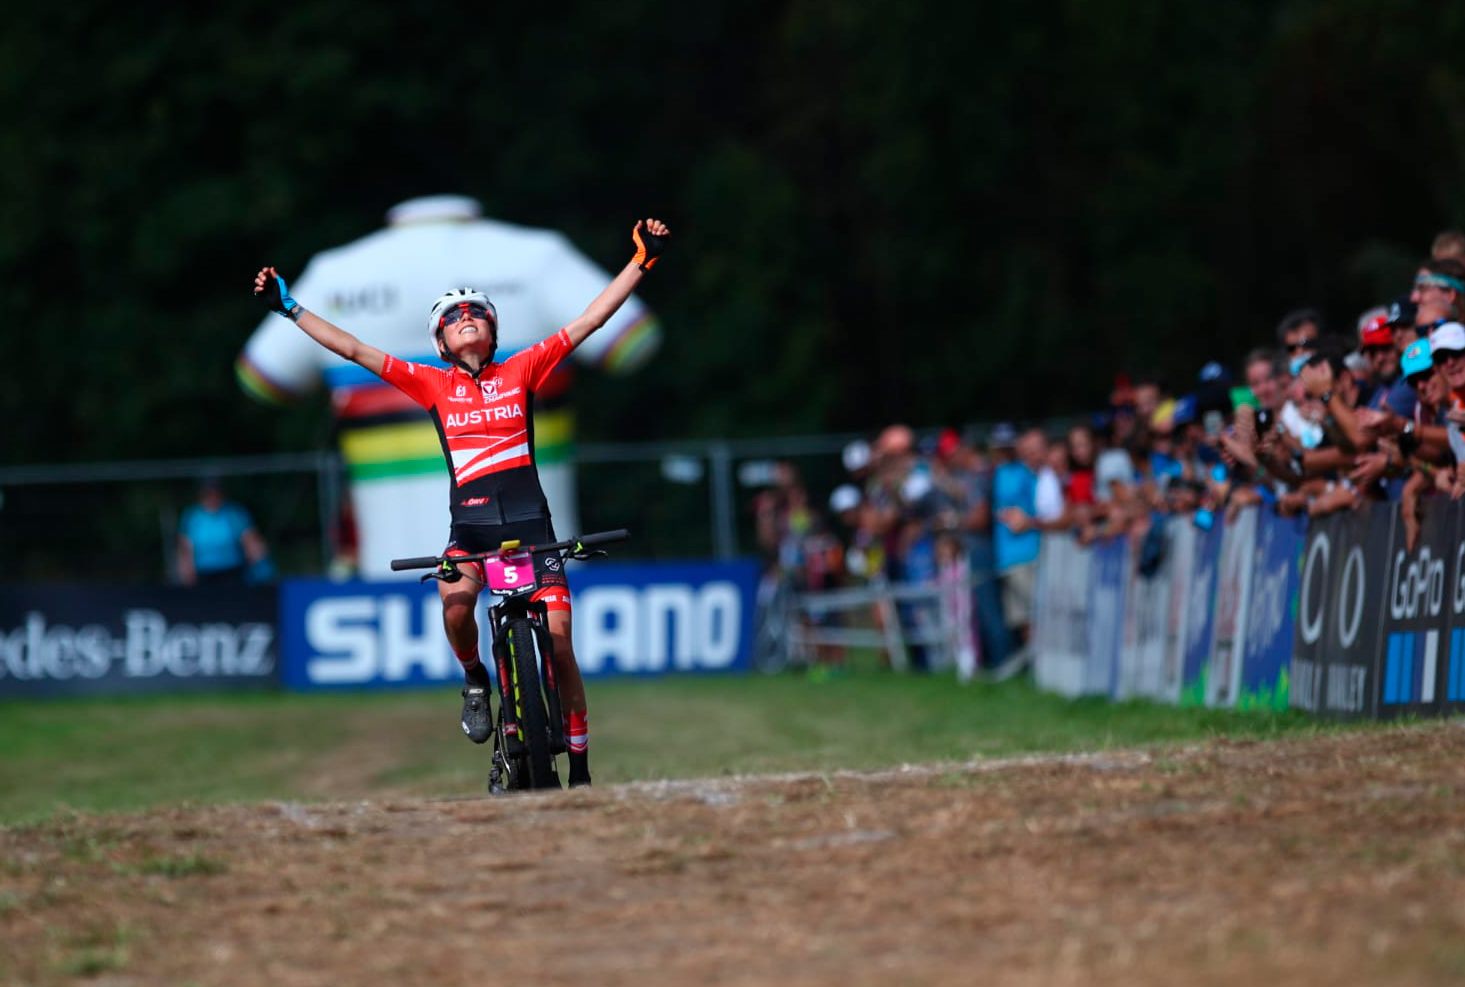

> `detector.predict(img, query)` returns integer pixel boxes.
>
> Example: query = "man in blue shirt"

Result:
[993,428,1048,652]
[177,478,270,586]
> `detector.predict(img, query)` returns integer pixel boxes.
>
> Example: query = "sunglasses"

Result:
[1406,372,1433,389]
[441,303,490,327]
[1286,338,1318,353]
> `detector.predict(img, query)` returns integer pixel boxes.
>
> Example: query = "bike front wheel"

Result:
[504,616,558,789]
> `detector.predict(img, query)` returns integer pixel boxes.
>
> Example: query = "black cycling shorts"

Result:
[444,518,570,609]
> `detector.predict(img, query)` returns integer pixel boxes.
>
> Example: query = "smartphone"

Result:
[1203,410,1225,438]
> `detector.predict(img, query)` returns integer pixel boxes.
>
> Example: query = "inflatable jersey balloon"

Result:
[236,196,661,577]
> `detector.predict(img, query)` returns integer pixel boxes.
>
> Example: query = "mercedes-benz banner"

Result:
[0,586,279,698]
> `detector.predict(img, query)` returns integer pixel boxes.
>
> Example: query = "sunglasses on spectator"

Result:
[1406,372,1433,389]
[1286,338,1318,353]
[441,303,490,327]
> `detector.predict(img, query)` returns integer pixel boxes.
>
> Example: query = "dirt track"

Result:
[5,724,1465,986]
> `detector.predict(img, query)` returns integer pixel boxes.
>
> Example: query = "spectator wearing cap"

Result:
[1384,296,1421,355]
[1359,314,1419,420]
[1430,322,1465,415]
[1357,333,1460,492]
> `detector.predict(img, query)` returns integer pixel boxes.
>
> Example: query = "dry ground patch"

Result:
[4,724,1465,986]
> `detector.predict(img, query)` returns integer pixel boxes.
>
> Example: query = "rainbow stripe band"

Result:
[235,356,300,405]
[339,409,577,483]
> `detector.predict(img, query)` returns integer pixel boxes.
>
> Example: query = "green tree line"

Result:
[2,0,1463,465]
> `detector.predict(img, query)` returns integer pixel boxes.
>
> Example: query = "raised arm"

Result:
[562,219,670,349]
[252,266,388,377]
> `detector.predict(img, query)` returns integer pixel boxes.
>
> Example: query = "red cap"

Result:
[1360,314,1393,349]
[936,427,961,460]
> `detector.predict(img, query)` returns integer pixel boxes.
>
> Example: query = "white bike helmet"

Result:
[426,288,498,360]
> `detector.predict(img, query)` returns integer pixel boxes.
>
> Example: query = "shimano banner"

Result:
[279,561,759,690]
[0,586,278,698]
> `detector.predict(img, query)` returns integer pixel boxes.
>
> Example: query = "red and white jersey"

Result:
[380,329,573,524]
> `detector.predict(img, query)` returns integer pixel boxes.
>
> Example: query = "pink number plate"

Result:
[484,554,535,593]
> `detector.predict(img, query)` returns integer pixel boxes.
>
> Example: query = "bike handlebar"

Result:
[390,556,445,572]
[388,528,631,571]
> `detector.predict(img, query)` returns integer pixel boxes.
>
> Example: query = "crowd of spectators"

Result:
[753,230,1465,678]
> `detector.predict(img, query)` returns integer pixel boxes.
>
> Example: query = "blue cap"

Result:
[1401,338,1433,378]
[1198,361,1231,385]
[988,422,1018,448]
[1172,394,1198,427]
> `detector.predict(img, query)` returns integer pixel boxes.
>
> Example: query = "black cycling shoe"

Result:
[567,752,592,789]
[460,686,491,744]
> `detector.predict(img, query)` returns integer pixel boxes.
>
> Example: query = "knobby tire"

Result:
[506,617,556,789]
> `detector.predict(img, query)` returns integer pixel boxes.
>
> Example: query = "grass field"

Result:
[0,670,1332,824]
[9,671,1465,986]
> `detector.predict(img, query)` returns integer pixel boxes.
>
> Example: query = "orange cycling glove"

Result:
[631,221,666,271]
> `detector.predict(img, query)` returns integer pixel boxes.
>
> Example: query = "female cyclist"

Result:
[253,217,670,788]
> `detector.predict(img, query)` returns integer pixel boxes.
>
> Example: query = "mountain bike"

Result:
[390,528,629,792]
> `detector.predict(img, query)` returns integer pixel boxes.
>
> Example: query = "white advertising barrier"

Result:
[1206,506,1258,708]
[237,196,662,577]
[1157,521,1196,704]
[1033,533,1092,697]
[279,561,757,689]
[1118,526,1173,702]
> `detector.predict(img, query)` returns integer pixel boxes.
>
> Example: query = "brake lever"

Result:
[420,561,464,584]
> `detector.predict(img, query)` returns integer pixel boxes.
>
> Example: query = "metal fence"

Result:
[0,434,870,583]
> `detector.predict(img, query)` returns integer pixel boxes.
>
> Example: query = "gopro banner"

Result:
[1290,504,1392,719]
[278,561,760,690]
[1441,501,1465,717]
[0,585,278,698]
[1377,503,1454,719]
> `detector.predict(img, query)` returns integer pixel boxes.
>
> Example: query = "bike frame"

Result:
[390,529,628,790]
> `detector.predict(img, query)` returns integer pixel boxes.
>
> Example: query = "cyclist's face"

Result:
[441,304,494,356]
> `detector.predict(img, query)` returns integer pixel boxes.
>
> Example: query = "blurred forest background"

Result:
[3,0,1465,465]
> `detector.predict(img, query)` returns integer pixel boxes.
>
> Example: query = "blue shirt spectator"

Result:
[993,459,1040,572]
[177,479,269,585]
